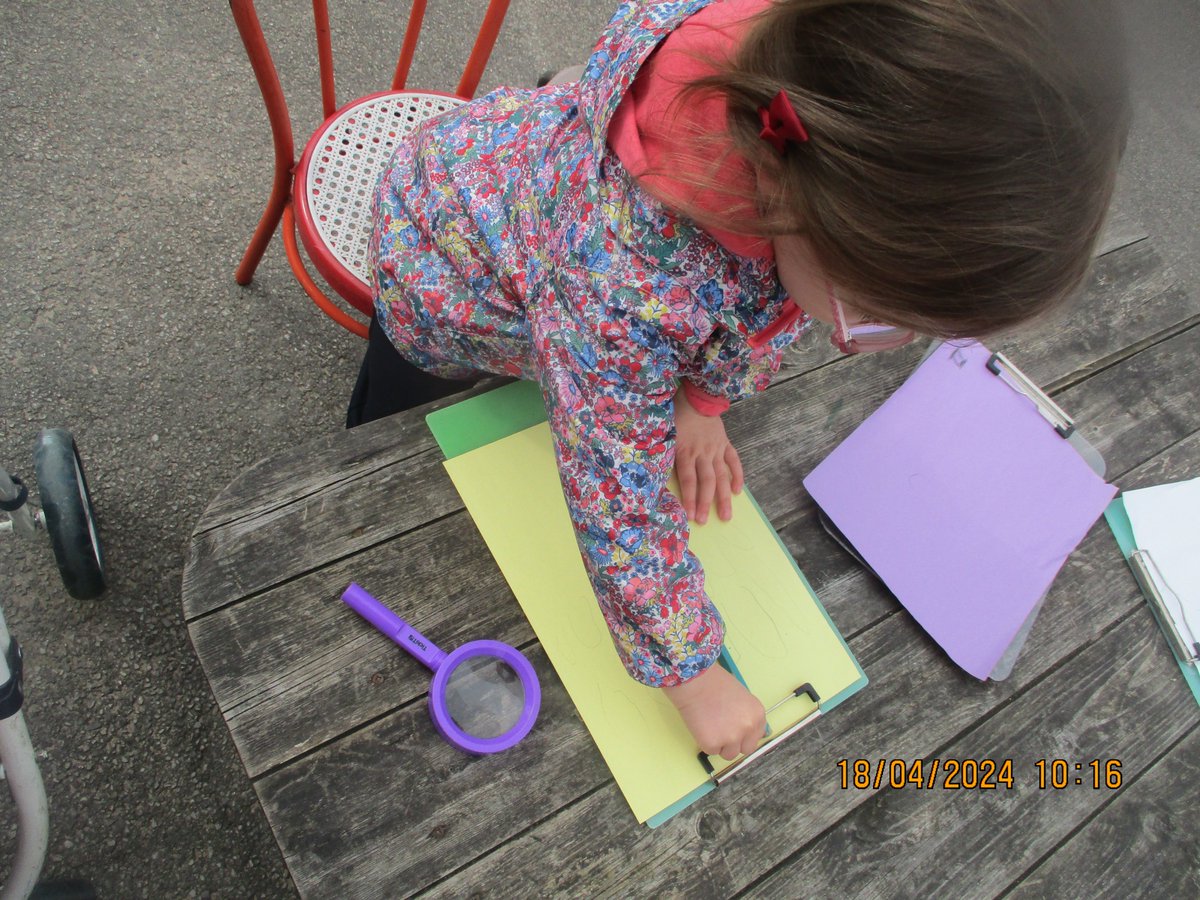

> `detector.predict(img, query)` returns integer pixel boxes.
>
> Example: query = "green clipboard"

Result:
[428,381,867,825]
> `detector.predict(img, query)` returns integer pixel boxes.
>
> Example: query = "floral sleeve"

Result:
[531,266,725,688]
[678,308,812,407]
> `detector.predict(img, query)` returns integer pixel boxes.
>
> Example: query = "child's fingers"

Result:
[676,455,698,519]
[695,457,716,524]
[738,729,760,757]
[715,443,741,521]
[718,727,761,760]
[725,444,744,494]
[715,465,734,522]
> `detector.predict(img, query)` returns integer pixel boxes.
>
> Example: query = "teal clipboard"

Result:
[427,381,867,825]
[1105,497,1200,706]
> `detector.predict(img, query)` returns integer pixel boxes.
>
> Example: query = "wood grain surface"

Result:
[183,218,1200,898]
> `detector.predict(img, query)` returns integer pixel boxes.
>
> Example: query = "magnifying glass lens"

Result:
[443,655,527,740]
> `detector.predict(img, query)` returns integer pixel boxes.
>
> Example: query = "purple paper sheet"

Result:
[804,342,1116,679]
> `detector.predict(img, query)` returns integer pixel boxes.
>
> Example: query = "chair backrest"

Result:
[314,0,513,119]
[228,0,514,337]
[231,0,513,149]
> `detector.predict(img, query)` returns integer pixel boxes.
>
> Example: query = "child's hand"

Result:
[663,663,766,760]
[673,388,743,524]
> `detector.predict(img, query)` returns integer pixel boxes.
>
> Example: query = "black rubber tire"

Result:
[33,429,106,600]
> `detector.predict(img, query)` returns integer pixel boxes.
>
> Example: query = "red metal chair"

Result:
[230,0,512,338]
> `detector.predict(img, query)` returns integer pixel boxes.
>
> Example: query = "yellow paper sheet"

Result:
[444,422,862,822]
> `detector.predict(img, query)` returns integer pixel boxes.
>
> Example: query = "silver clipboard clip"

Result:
[1129,549,1200,669]
[985,352,1075,438]
[698,683,821,785]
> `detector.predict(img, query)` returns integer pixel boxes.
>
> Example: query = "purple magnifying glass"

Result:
[342,583,540,754]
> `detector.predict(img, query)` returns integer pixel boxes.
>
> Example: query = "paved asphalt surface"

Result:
[1,1,1196,897]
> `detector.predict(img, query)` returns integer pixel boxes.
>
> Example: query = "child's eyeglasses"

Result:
[828,285,915,355]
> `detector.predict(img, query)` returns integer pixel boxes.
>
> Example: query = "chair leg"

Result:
[230,0,296,285]
[281,205,370,338]
[235,177,290,285]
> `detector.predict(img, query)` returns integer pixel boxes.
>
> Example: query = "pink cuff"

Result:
[680,380,730,416]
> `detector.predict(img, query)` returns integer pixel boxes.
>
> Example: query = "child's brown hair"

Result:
[678,0,1131,339]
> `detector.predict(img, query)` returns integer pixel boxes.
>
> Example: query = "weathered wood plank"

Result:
[746,612,1198,898]
[410,362,1200,897]
[191,375,516,536]
[259,506,1189,899]
[192,403,432,539]
[254,644,611,899]
[1095,203,1148,257]
[187,512,530,777]
[179,228,1196,896]
[1006,726,1200,899]
[190,308,1200,788]
[183,446,458,619]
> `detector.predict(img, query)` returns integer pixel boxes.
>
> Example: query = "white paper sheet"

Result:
[1124,476,1200,654]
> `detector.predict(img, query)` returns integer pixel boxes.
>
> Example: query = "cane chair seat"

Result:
[229,0,510,337]
[293,91,464,315]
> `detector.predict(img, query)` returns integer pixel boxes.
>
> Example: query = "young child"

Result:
[351,0,1129,761]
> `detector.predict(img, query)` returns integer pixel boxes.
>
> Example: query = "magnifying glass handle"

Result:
[342,583,447,671]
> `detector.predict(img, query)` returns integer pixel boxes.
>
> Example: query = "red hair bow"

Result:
[758,90,809,153]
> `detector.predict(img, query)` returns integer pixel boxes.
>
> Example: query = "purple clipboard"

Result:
[804,342,1117,680]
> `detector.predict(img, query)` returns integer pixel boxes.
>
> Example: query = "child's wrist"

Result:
[661,661,723,705]
[678,380,729,417]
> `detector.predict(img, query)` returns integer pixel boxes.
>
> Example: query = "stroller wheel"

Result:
[33,429,106,600]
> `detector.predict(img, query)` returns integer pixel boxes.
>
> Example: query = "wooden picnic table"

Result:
[182,212,1200,898]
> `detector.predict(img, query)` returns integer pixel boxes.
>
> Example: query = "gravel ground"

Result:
[0,0,1195,897]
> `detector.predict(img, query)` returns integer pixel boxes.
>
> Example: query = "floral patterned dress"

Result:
[370,0,812,687]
